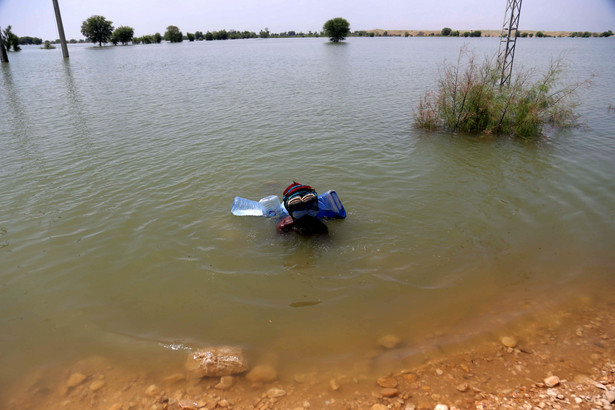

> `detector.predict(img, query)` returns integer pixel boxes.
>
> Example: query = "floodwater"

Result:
[1,37,614,401]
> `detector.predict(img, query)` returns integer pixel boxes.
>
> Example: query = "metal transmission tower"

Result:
[497,0,523,86]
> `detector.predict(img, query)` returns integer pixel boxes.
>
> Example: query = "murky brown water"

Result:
[1,37,614,406]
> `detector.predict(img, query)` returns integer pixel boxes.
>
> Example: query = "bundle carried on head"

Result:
[281,182,327,235]
[282,182,319,221]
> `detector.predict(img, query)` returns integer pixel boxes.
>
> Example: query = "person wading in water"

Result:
[277,182,328,235]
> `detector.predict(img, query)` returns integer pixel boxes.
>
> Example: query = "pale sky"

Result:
[1,0,614,41]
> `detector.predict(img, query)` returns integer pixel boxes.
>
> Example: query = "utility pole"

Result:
[52,0,69,58]
[0,26,9,63]
[497,0,522,86]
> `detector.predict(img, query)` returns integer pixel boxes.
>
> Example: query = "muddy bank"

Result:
[5,294,615,410]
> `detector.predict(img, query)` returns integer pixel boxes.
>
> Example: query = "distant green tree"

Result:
[259,28,270,38]
[112,26,134,45]
[195,31,203,40]
[599,30,613,37]
[164,25,183,42]
[19,36,43,45]
[323,17,350,42]
[41,40,56,49]
[383,30,388,37]
[214,30,228,40]
[404,32,410,37]
[81,15,114,47]
[205,31,213,41]
[535,31,545,38]
[470,30,482,37]
[441,27,452,36]
[154,32,162,43]
[451,30,460,37]
[3,26,21,51]
[186,32,195,41]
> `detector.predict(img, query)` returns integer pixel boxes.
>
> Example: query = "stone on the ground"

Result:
[185,346,248,378]
[89,380,105,391]
[66,372,87,388]
[215,375,235,390]
[606,390,615,403]
[434,405,449,410]
[378,334,401,349]
[178,399,199,409]
[145,384,161,397]
[266,387,286,398]
[544,375,560,387]
[456,383,469,392]
[246,364,278,383]
[377,376,398,388]
[501,336,518,348]
[381,387,399,397]
[371,404,388,410]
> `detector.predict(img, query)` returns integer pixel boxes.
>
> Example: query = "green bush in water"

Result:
[414,47,589,139]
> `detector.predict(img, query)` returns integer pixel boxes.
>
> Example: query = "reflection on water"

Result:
[61,61,91,143]
[0,39,614,400]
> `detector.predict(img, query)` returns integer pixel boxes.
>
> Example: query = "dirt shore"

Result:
[6,294,615,410]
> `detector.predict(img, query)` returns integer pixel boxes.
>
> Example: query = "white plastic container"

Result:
[259,195,284,218]
[231,197,264,216]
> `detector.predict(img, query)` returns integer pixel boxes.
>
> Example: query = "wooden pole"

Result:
[52,0,69,58]
[0,26,9,63]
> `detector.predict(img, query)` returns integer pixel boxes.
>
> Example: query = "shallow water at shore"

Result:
[1,37,614,405]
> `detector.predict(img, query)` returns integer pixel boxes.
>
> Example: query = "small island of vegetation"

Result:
[413,48,589,140]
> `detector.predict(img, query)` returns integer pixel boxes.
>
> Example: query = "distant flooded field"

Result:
[1,37,614,405]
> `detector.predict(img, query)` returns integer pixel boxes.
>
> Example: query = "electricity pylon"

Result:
[497,0,522,86]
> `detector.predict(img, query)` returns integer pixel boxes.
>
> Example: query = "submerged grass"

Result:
[414,47,590,140]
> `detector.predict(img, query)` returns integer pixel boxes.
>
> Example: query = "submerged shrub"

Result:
[414,47,588,139]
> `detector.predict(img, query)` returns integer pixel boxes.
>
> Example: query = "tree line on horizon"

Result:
[78,16,350,46]
[2,15,613,52]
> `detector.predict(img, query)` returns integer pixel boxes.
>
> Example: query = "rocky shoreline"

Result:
[6,296,615,410]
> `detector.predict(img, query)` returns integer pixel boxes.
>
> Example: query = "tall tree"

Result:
[2,26,21,51]
[112,26,134,45]
[323,17,350,42]
[81,15,114,47]
[164,26,183,43]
